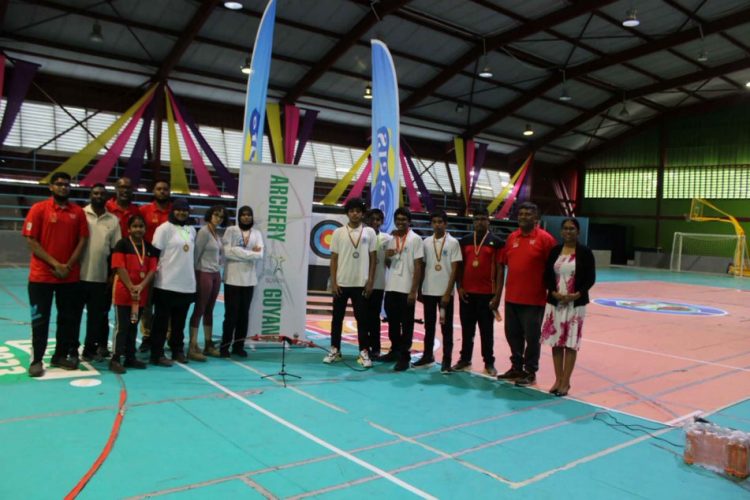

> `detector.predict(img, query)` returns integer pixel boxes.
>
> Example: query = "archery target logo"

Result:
[310,219,342,259]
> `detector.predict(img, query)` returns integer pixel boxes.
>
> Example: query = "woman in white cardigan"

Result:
[221,205,264,357]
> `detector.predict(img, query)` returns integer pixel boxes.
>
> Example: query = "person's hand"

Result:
[363,281,373,299]
[440,293,451,307]
[489,296,500,310]
[331,283,341,297]
[385,249,397,258]
[407,291,417,305]
[52,262,68,279]
[458,287,469,303]
[252,245,262,252]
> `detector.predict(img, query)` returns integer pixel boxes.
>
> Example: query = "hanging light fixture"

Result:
[523,123,534,136]
[240,58,251,74]
[224,1,243,10]
[696,25,708,62]
[89,21,104,43]
[619,92,630,118]
[559,70,572,101]
[478,38,493,78]
[455,103,464,113]
[622,8,640,28]
[363,84,373,99]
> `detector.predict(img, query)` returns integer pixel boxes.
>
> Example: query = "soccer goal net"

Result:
[670,232,750,276]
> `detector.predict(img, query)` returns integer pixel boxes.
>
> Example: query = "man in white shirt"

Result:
[73,184,121,362]
[416,210,461,372]
[382,207,424,371]
[325,198,377,367]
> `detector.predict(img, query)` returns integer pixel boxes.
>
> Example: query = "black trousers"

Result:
[504,302,544,373]
[458,293,495,365]
[151,288,194,360]
[422,295,454,362]
[384,291,415,359]
[222,284,254,350]
[364,289,384,354]
[330,286,366,350]
[27,282,81,364]
[71,280,111,355]
[114,305,141,361]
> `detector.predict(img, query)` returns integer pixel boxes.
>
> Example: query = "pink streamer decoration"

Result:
[284,104,300,164]
[167,89,219,196]
[465,138,475,207]
[343,158,372,204]
[80,92,155,187]
[399,151,424,212]
[496,156,532,219]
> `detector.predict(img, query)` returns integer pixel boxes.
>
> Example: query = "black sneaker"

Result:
[232,348,248,358]
[50,356,78,370]
[97,346,112,359]
[28,362,44,377]
[497,367,525,380]
[377,351,397,362]
[124,358,147,369]
[451,360,471,372]
[219,349,230,358]
[412,356,434,368]
[139,337,151,353]
[109,359,126,374]
[81,350,103,363]
[515,372,537,387]
[440,364,452,374]
[394,357,410,371]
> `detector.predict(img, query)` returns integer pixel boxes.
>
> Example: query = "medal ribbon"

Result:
[433,235,446,265]
[473,231,489,259]
[129,236,146,272]
[346,224,363,250]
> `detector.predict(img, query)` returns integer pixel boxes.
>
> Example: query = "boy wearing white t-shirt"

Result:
[382,207,424,371]
[416,210,462,372]
[325,198,377,367]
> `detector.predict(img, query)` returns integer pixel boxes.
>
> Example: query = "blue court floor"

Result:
[1,266,749,499]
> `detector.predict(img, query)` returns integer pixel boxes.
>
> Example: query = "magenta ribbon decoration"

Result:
[343,158,372,204]
[496,156,532,219]
[284,104,300,164]
[399,151,424,212]
[80,91,155,186]
[167,89,219,196]
[468,142,488,200]
[0,58,40,146]
[172,90,238,194]
[400,145,434,213]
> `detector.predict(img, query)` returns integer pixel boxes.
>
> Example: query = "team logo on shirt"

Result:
[310,219,343,259]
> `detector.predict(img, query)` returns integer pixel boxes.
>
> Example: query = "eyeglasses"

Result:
[52,182,70,187]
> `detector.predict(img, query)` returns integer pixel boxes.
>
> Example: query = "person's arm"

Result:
[25,237,67,278]
[330,252,340,296]
[365,250,376,298]
[443,261,459,306]
[65,236,88,272]
[408,257,423,305]
[194,227,208,267]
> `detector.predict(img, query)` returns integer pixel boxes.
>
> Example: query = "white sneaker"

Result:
[357,349,372,368]
[323,347,342,364]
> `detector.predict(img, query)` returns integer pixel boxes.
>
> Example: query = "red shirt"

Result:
[111,238,158,306]
[499,226,557,306]
[106,198,141,239]
[140,201,172,244]
[459,232,503,294]
[22,197,89,283]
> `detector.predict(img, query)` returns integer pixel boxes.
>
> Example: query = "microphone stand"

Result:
[261,337,301,387]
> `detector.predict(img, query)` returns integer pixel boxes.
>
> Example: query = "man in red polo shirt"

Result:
[495,201,556,387]
[137,179,172,352]
[23,172,89,377]
[106,176,140,238]
[453,208,503,376]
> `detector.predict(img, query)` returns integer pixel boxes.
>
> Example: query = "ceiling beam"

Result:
[526,57,750,156]
[465,5,750,138]
[152,0,220,83]
[399,0,615,112]
[283,0,409,104]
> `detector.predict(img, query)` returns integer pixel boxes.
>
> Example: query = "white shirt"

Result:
[152,221,197,294]
[372,232,392,291]
[385,229,424,294]
[79,204,121,283]
[330,224,377,287]
[223,226,264,287]
[422,233,462,296]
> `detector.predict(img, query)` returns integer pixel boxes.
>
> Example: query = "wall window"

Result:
[584,168,657,198]
[664,166,750,199]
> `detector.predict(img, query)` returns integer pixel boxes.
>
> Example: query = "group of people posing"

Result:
[23,173,262,377]
[326,198,596,396]
[23,172,595,395]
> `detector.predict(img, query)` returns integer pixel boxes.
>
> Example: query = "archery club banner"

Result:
[370,39,400,233]
[239,162,315,340]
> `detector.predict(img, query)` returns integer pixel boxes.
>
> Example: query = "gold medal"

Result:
[433,234,446,273]
[183,244,190,252]
[472,259,479,268]
[139,271,145,278]
[435,264,442,271]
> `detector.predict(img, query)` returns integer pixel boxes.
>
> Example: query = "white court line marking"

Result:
[178,363,437,500]
[586,338,750,372]
[229,360,348,414]
[665,410,703,427]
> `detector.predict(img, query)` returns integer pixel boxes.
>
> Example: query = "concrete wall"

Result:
[0,230,30,266]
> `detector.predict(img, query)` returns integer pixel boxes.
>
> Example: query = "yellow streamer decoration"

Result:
[454,137,468,204]
[165,90,190,194]
[321,146,372,205]
[487,154,532,214]
[267,102,284,164]
[41,85,157,183]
